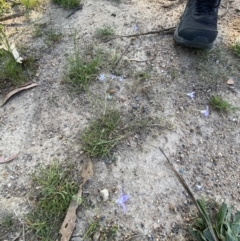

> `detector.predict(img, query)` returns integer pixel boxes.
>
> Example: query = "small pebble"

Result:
[196,185,202,191]
[100,189,109,201]
[169,203,176,212]
[132,104,139,109]
[107,95,112,100]
[109,89,115,94]
[93,231,101,241]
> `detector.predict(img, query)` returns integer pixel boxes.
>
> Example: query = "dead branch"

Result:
[103,27,176,42]
[0,12,27,22]
[159,147,219,241]
[113,39,133,67]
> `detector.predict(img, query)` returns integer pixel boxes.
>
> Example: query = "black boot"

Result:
[174,0,221,49]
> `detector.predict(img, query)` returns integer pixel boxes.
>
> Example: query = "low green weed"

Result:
[33,26,43,37]
[135,71,151,82]
[189,199,240,241]
[0,26,37,89]
[0,214,15,239]
[95,26,115,39]
[51,0,80,9]
[232,41,240,57]
[0,214,14,229]
[45,28,62,46]
[84,219,118,241]
[0,49,26,87]
[26,162,78,240]
[21,0,40,9]
[65,48,100,92]
[82,109,124,158]
[209,95,237,112]
[0,0,10,16]
[81,107,163,158]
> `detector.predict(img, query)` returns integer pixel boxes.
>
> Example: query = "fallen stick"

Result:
[113,39,133,67]
[0,12,27,22]
[66,4,83,18]
[159,147,219,241]
[103,27,176,42]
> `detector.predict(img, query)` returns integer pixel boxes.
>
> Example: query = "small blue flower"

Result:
[98,73,106,82]
[134,24,139,31]
[115,189,130,214]
[187,92,195,100]
[201,105,209,117]
[119,76,124,82]
[111,74,117,80]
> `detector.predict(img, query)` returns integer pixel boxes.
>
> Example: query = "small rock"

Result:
[6,194,11,199]
[132,104,139,109]
[109,89,115,94]
[107,95,112,100]
[93,231,101,241]
[178,106,184,111]
[179,169,184,174]
[135,96,140,101]
[119,96,126,101]
[227,79,234,85]
[100,189,109,201]
[169,203,176,212]
[196,185,202,191]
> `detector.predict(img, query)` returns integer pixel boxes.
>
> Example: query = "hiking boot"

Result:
[174,0,221,49]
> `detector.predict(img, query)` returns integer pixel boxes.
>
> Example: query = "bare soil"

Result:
[0,0,240,240]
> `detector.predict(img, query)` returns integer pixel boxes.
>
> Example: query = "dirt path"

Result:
[1,0,240,240]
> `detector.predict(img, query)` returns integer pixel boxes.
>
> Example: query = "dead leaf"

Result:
[227,79,234,85]
[59,161,93,241]
[81,160,93,185]
[0,152,19,164]
[0,83,38,106]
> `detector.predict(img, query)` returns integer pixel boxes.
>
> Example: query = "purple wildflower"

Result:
[115,189,130,214]
[201,105,209,117]
[187,92,195,100]
[98,73,105,82]
[111,74,116,80]
[134,24,139,31]
[119,76,124,82]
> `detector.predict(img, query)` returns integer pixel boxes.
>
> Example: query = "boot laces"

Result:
[194,0,220,15]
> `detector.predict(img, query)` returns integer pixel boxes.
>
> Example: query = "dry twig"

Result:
[104,27,176,42]
[0,12,27,22]
[159,147,219,241]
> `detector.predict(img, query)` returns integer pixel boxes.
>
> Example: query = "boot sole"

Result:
[174,25,215,49]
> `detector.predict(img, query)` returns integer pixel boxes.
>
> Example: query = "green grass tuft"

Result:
[0,49,25,86]
[51,0,80,9]
[84,219,118,241]
[82,109,124,158]
[0,0,10,16]
[209,95,237,112]
[45,28,62,46]
[0,26,37,90]
[0,214,14,229]
[232,41,240,57]
[26,162,78,240]
[95,26,115,39]
[21,0,40,9]
[65,49,100,92]
[135,71,151,82]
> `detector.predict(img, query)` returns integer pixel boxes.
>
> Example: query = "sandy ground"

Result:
[1,0,240,240]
